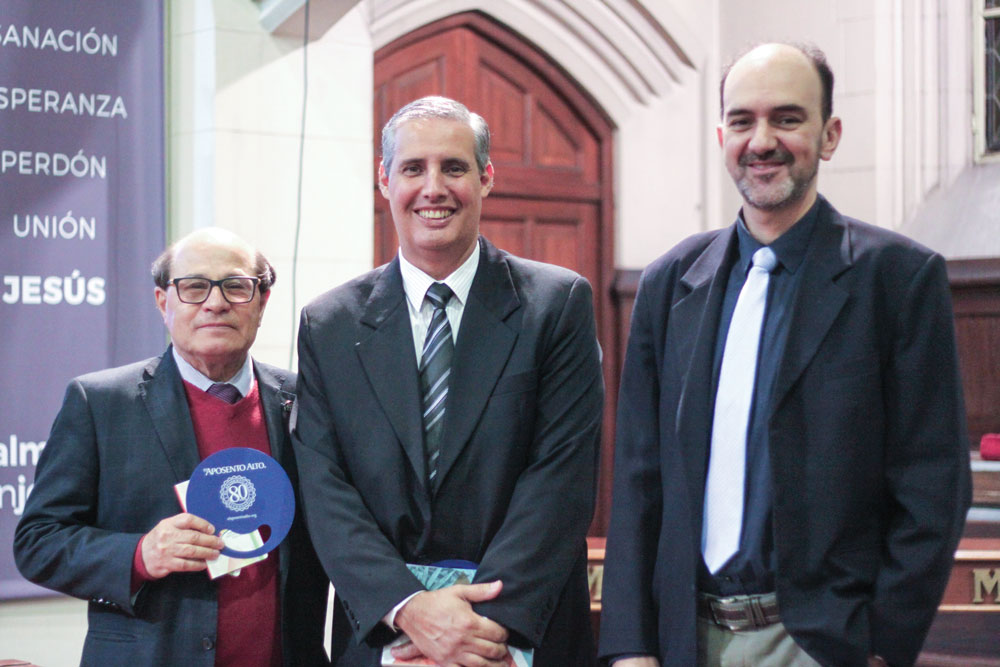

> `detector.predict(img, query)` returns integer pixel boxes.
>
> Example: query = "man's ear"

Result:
[256,289,271,327]
[819,116,842,161]
[480,161,495,196]
[378,162,390,198]
[154,287,168,321]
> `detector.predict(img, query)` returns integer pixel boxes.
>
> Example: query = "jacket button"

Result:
[202,637,215,651]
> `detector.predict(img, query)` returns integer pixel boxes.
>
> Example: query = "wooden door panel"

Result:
[391,59,445,104]
[481,198,600,320]
[478,63,527,165]
[491,169,602,201]
[374,55,447,148]
[475,36,600,188]
[533,103,581,170]
[478,216,527,258]
[374,33,460,119]
[535,216,587,275]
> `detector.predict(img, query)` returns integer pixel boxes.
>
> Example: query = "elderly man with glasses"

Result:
[14,228,330,667]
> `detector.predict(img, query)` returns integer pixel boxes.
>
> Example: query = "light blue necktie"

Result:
[702,246,778,573]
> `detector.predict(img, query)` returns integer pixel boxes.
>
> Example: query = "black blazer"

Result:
[14,349,329,667]
[293,237,604,666]
[599,197,971,666]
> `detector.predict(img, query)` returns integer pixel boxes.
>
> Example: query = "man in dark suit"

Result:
[293,96,603,666]
[599,43,970,666]
[14,228,329,666]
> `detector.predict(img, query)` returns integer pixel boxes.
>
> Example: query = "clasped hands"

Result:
[392,580,511,667]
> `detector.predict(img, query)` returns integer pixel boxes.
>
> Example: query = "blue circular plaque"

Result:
[186,447,295,558]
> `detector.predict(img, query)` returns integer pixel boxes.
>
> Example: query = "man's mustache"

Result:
[739,147,793,166]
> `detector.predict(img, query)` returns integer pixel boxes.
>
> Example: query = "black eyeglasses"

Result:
[168,276,260,304]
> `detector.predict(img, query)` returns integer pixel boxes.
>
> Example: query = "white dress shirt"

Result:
[398,241,480,363]
[383,242,481,629]
[172,347,255,398]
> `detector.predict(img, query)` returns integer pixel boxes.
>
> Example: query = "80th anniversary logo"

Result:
[220,474,256,513]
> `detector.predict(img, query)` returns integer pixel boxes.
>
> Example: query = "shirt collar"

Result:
[735,197,820,276]
[171,347,254,396]
[399,239,480,312]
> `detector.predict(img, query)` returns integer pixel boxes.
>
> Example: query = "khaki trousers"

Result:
[696,617,822,667]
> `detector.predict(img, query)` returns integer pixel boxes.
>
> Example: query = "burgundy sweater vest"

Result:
[184,381,282,667]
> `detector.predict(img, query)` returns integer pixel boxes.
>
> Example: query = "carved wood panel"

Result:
[949,259,1000,450]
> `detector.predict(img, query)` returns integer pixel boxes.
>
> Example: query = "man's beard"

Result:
[735,145,818,211]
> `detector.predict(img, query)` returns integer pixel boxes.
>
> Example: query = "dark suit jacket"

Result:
[599,197,971,666]
[14,348,329,667]
[293,237,604,666]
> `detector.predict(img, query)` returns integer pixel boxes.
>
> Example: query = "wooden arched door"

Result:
[374,11,616,534]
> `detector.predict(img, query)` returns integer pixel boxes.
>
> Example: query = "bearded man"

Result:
[599,43,970,667]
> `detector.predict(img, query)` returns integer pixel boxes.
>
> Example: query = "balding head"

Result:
[152,228,275,293]
[721,42,834,123]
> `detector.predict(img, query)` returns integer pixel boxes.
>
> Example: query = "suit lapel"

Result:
[139,349,201,482]
[254,363,295,463]
[770,201,851,413]
[672,228,737,537]
[254,362,296,601]
[434,239,520,494]
[355,260,428,486]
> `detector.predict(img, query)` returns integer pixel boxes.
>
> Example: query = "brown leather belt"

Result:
[697,591,781,631]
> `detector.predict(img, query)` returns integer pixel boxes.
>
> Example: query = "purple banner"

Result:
[0,1,165,598]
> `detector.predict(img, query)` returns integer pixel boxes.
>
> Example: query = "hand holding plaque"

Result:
[185,447,295,559]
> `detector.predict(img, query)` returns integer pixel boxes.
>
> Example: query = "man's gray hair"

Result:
[381,96,491,173]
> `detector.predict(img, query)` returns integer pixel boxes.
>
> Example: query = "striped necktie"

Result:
[419,282,454,485]
[206,382,241,404]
